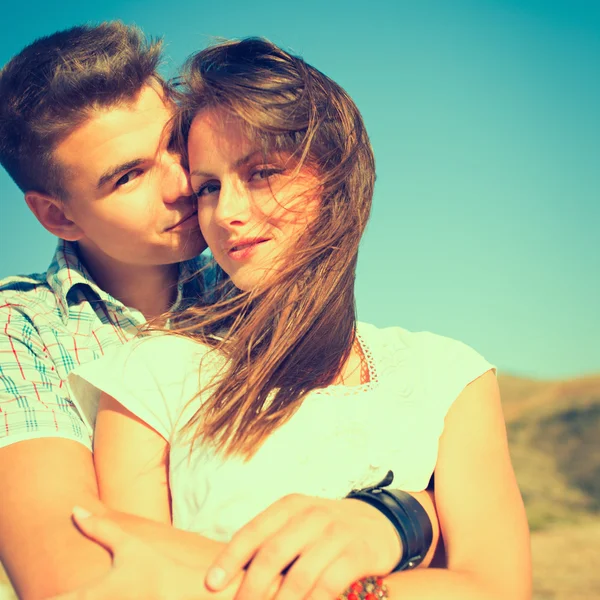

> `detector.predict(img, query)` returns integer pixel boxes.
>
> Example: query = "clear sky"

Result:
[0,0,598,379]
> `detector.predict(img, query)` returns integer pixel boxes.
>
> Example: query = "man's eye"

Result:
[115,169,143,187]
[195,181,221,198]
[250,167,284,182]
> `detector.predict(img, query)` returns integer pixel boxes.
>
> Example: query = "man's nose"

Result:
[162,153,193,203]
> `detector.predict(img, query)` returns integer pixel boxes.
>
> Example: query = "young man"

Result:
[0,23,439,599]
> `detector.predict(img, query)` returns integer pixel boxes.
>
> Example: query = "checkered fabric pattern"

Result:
[0,240,213,450]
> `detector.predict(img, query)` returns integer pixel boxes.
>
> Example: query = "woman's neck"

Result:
[335,337,370,387]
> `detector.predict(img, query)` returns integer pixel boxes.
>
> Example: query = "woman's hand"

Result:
[205,494,403,600]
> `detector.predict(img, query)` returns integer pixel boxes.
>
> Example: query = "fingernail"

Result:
[72,506,92,520]
[206,566,226,589]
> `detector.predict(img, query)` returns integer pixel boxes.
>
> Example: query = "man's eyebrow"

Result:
[190,150,262,178]
[97,159,145,189]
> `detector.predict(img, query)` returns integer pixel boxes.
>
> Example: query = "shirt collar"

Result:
[46,240,119,322]
[46,240,204,323]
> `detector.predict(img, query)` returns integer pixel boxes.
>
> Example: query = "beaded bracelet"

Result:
[337,576,389,600]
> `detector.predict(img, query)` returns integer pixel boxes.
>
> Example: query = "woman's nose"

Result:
[213,180,252,228]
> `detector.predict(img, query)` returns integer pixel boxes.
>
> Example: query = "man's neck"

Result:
[76,243,180,320]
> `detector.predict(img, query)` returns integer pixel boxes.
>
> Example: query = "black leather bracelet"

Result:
[346,470,434,572]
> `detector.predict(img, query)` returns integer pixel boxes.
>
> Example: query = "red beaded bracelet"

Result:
[337,576,389,600]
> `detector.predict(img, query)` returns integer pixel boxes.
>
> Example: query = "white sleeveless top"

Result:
[69,323,494,542]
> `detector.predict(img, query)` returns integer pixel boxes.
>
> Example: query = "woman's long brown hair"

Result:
[169,38,375,458]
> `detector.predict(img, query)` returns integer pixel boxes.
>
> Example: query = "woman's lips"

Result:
[227,238,270,260]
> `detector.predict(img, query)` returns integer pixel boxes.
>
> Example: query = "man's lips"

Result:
[166,211,198,231]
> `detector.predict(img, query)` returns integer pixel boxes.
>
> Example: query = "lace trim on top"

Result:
[313,327,379,396]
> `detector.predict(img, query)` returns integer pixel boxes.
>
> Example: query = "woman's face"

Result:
[188,108,320,291]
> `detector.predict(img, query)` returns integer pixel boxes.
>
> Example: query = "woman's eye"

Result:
[196,181,221,198]
[250,167,284,182]
[115,169,143,188]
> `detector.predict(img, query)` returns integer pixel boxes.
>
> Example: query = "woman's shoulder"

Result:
[70,334,220,434]
[73,333,210,386]
[358,321,495,393]
[121,333,210,370]
[358,321,479,355]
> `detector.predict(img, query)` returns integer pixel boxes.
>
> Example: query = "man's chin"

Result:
[169,235,207,262]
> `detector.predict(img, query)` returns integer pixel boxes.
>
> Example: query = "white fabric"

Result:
[69,323,494,541]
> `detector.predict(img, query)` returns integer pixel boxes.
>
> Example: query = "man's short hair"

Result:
[0,21,163,199]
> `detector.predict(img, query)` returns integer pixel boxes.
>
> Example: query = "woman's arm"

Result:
[91,391,442,600]
[89,391,267,599]
[93,391,228,569]
[383,370,532,599]
[93,392,172,524]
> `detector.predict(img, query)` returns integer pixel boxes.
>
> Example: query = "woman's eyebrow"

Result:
[190,150,262,178]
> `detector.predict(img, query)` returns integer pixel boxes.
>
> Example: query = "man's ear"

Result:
[24,191,84,241]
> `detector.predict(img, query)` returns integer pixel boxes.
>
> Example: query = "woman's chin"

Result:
[229,268,278,293]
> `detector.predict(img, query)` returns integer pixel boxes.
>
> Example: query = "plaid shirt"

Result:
[0,240,212,451]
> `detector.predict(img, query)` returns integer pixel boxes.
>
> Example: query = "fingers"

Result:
[70,506,129,556]
[206,494,306,591]
[234,507,335,600]
[306,553,369,600]
[207,494,395,600]
[272,527,356,600]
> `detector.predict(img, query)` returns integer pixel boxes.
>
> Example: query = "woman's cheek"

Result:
[197,208,212,237]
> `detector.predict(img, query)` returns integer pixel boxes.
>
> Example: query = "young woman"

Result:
[67,38,531,600]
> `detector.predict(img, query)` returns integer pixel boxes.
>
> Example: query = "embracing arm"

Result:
[0,439,112,599]
[0,307,232,600]
[0,306,113,599]
[0,420,232,600]
[384,371,532,599]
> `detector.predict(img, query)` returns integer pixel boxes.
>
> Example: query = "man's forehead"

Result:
[55,85,173,176]
[87,84,173,130]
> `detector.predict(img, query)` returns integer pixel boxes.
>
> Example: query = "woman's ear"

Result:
[24,191,84,241]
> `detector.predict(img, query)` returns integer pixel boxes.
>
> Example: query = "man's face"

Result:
[53,84,205,267]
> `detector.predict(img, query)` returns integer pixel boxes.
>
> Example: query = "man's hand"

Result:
[47,508,254,600]
[205,494,403,600]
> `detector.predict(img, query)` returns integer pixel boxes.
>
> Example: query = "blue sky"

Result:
[1,0,598,379]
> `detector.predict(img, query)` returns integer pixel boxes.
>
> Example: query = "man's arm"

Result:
[0,301,111,598]
[0,439,112,598]
[0,305,220,599]
[0,438,238,600]
[0,422,232,598]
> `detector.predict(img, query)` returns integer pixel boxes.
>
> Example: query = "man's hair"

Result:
[0,21,163,199]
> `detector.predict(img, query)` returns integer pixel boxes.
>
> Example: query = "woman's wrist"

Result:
[346,471,434,572]
[338,576,389,600]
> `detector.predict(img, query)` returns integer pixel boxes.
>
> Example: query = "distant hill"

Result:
[531,517,600,599]
[498,374,600,531]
